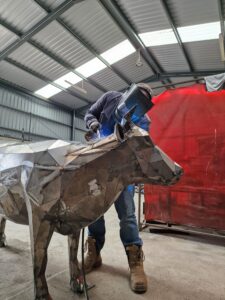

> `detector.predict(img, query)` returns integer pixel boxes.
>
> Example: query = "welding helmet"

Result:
[114,83,154,125]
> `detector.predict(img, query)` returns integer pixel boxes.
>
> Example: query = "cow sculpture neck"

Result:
[0,125,182,300]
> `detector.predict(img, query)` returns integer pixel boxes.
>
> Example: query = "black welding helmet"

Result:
[114,83,154,125]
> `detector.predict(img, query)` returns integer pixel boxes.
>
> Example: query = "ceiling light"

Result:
[54,72,82,88]
[101,40,135,64]
[139,29,178,46]
[178,21,220,42]
[76,57,106,77]
[35,84,61,98]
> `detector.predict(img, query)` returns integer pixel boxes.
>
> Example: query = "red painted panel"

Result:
[144,84,225,232]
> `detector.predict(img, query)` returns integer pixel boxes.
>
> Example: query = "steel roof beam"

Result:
[76,69,224,115]
[143,70,224,82]
[5,57,92,105]
[0,77,72,112]
[160,0,195,72]
[34,0,132,85]
[29,40,107,93]
[0,0,107,97]
[0,0,81,61]
[0,19,107,94]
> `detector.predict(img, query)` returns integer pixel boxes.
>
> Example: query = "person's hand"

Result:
[90,121,100,133]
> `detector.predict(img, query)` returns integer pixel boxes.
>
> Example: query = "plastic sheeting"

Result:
[144,84,225,232]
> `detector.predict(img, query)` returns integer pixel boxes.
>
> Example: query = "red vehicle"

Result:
[144,84,225,234]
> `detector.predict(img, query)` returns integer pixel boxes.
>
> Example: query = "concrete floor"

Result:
[0,201,225,300]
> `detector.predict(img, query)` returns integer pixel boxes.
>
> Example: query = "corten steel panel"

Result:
[145,84,225,232]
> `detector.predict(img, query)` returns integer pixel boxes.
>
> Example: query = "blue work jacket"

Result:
[84,91,150,137]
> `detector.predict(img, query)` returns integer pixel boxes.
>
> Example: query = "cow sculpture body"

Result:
[0,124,182,300]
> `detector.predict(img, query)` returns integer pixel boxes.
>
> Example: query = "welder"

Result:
[84,83,153,293]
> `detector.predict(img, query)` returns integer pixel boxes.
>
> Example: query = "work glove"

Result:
[90,121,100,133]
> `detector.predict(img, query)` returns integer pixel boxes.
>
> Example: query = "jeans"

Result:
[88,185,143,253]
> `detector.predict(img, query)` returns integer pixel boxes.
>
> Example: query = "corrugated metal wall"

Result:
[0,85,74,141]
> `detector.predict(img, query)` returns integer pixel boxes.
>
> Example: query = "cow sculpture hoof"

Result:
[70,276,85,294]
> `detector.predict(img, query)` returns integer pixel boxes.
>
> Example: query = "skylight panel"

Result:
[178,21,220,42]
[54,72,82,88]
[139,29,178,46]
[101,40,136,64]
[76,57,106,77]
[35,84,61,98]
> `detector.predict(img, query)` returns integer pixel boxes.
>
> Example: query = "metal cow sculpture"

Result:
[0,124,182,300]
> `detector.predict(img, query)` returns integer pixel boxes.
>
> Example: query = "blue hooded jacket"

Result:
[84,91,150,137]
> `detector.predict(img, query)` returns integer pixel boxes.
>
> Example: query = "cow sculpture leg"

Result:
[68,230,84,293]
[27,203,55,300]
[0,216,6,247]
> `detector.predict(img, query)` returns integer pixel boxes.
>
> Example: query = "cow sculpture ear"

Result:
[114,123,125,142]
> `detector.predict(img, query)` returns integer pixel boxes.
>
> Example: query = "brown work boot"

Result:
[83,237,102,273]
[126,245,148,293]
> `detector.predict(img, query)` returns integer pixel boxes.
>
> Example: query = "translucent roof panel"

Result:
[115,0,171,33]
[8,43,68,80]
[0,61,46,91]
[0,0,47,33]
[61,0,126,53]
[149,44,190,72]
[167,0,220,27]
[33,21,94,68]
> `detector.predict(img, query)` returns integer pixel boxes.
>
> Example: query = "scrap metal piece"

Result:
[0,125,182,299]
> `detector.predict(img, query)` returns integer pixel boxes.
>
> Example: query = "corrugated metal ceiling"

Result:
[0,0,224,112]
[89,67,128,91]
[51,91,87,109]
[71,81,103,101]
[0,61,46,91]
[115,0,171,33]
[37,0,65,10]
[33,21,94,68]
[167,0,220,27]
[8,42,68,80]
[61,0,126,53]
[113,53,154,83]
[0,25,18,52]
[184,40,225,71]
[149,44,190,72]
[0,0,47,33]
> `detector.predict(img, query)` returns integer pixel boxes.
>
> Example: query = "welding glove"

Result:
[90,121,100,133]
